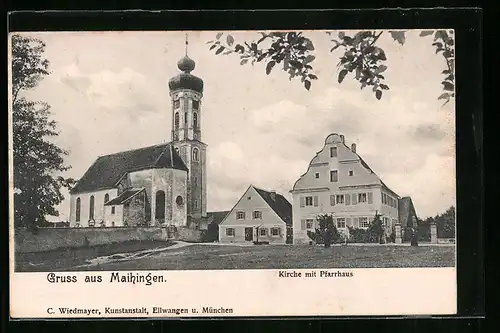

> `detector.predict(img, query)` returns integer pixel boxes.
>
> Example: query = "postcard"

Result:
[9,29,456,318]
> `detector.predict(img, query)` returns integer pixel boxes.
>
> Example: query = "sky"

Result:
[13,30,456,220]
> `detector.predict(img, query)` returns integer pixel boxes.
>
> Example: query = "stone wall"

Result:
[177,227,205,242]
[14,227,165,253]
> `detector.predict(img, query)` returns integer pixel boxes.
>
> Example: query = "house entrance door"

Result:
[244,227,253,241]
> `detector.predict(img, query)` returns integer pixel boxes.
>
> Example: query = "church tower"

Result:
[168,34,207,221]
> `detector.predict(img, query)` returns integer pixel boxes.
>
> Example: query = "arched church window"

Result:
[184,112,187,124]
[76,197,81,222]
[192,148,199,162]
[155,190,166,220]
[193,100,200,110]
[174,99,180,109]
[89,195,95,220]
[193,112,198,129]
[174,112,179,130]
[104,193,109,203]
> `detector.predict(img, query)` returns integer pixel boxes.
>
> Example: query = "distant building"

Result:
[290,133,408,244]
[219,185,292,244]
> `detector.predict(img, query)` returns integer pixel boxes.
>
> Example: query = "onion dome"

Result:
[168,55,204,93]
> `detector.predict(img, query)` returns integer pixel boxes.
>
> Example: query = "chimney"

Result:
[270,190,276,201]
[340,135,345,143]
[351,143,357,153]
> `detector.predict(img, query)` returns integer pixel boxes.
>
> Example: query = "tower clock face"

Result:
[193,133,198,139]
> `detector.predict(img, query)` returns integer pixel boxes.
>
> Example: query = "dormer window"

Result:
[349,170,354,176]
[315,172,320,179]
[330,147,338,157]
[192,148,199,162]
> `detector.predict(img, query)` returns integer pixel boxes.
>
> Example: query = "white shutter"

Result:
[346,217,352,227]
[301,220,306,230]
[313,196,319,207]
[330,195,335,206]
[352,193,358,205]
[354,217,359,228]
[368,192,373,204]
[346,194,351,205]
[300,197,305,207]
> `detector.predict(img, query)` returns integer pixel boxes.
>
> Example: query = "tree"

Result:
[435,206,456,238]
[307,214,340,247]
[11,34,76,229]
[207,30,455,104]
[367,212,385,244]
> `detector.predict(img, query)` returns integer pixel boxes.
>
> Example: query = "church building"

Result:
[69,39,208,230]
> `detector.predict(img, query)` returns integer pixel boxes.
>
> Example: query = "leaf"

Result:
[304,80,311,91]
[419,30,434,37]
[240,59,248,65]
[338,31,345,39]
[257,53,267,62]
[438,93,450,100]
[389,31,406,45]
[442,69,451,74]
[442,81,454,91]
[375,65,387,73]
[226,34,234,46]
[308,74,318,80]
[375,90,382,100]
[380,84,389,90]
[215,46,225,55]
[206,40,214,44]
[338,69,348,83]
[216,32,223,40]
[304,39,315,51]
[304,55,316,63]
[209,44,218,51]
[266,61,276,75]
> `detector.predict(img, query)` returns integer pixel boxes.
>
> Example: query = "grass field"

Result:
[15,241,455,272]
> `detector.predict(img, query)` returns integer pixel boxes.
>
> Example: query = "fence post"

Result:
[430,223,438,244]
[394,223,402,244]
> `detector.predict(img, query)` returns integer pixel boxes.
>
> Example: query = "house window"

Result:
[193,112,198,128]
[89,195,95,220]
[382,193,386,204]
[358,193,367,203]
[305,196,313,206]
[315,172,320,179]
[184,112,187,124]
[336,195,345,204]
[271,228,280,236]
[330,147,337,157]
[174,99,180,109]
[349,170,354,176]
[252,211,262,219]
[306,219,314,229]
[192,100,200,110]
[259,228,266,236]
[194,200,198,209]
[193,177,198,186]
[111,221,115,227]
[75,197,81,222]
[359,217,369,228]
[236,211,245,220]
[192,148,199,162]
[104,193,109,203]
[247,196,251,200]
[226,228,235,236]
[111,206,115,214]
[330,170,338,182]
[337,218,346,229]
[174,112,179,130]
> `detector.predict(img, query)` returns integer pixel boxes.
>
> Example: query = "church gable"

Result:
[71,143,188,194]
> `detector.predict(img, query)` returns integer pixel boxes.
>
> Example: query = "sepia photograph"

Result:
[9,29,457,317]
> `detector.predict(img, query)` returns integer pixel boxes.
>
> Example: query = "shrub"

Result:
[306,214,341,247]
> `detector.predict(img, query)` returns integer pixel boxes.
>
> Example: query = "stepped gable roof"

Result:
[254,187,293,226]
[70,143,188,194]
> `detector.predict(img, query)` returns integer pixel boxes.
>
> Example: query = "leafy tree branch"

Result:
[208,30,455,104]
